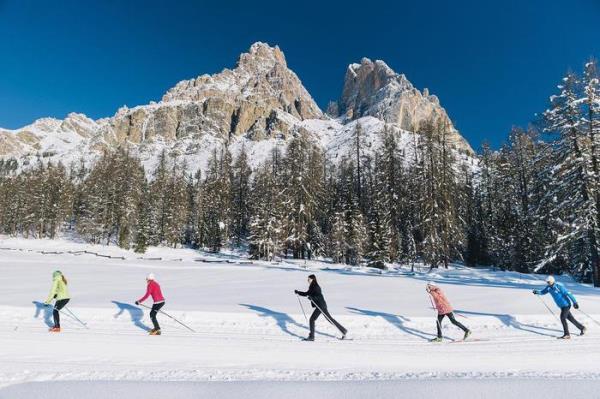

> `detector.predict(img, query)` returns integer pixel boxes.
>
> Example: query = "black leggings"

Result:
[150,302,165,330]
[309,307,346,338]
[436,312,468,338]
[560,306,584,335]
[53,299,70,328]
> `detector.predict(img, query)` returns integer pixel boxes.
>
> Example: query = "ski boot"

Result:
[429,337,442,343]
[149,329,161,336]
[49,327,61,333]
[463,330,472,340]
[302,336,314,341]
[580,327,587,336]
[557,334,571,340]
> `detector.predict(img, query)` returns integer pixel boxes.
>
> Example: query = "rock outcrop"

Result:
[330,58,473,154]
[107,42,322,145]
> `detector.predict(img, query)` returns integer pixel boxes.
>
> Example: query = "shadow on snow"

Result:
[240,303,336,339]
[346,307,435,340]
[32,301,53,327]
[111,301,151,332]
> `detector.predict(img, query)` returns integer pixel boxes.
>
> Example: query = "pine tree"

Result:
[541,72,600,284]
[231,146,252,244]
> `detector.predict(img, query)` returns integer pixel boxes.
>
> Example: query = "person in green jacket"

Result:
[44,270,70,332]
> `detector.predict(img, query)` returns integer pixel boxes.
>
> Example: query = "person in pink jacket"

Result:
[426,282,471,342]
[135,273,165,335]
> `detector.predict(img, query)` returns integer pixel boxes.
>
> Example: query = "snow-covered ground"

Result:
[1,238,600,398]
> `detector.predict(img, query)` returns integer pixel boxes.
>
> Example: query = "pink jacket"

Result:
[428,286,453,315]
[138,280,165,303]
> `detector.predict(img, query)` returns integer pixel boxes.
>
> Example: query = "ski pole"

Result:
[63,306,90,329]
[137,303,196,333]
[427,293,443,336]
[535,294,561,324]
[296,293,309,325]
[576,309,600,328]
[308,298,345,336]
[46,304,88,329]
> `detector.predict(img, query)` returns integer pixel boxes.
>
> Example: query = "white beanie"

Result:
[545,275,555,284]
[147,273,156,281]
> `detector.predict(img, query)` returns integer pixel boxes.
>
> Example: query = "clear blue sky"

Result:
[1,0,599,151]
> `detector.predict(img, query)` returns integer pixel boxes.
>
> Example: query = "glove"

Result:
[135,301,140,305]
[532,289,539,295]
[574,303,579,309]
[294,290,299,295]
[44,302,51,307]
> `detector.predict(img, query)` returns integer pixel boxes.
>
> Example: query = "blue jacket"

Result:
[538,283,577,309]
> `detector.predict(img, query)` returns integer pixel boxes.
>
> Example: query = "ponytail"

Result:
[62,275,68,285]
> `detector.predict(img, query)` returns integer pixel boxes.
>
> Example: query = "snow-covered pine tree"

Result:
[541,72,600,285]
[327,211,346,263]
[280,135,324,259]
[134,179,151,253]
[231,146,252,244]
[417,118,464,268]
[184,169,204,249]
[248,161,284,261]
[365,156,392,268]
[583,59,600,282]
[375,128,407,262]
[161,160,188,248]
[202,147,233,252]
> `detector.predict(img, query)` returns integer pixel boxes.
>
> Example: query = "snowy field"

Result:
[1,238,600,398]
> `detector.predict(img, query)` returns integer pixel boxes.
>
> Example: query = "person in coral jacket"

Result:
[135,273,165,335]
[426,282,471,342]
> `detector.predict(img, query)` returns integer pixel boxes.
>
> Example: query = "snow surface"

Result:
[1,237,600,396]
[3,380,600,399]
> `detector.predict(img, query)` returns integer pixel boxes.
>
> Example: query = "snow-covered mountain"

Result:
[0,42,474,173]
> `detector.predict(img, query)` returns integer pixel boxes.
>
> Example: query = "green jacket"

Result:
[45,272,70,304]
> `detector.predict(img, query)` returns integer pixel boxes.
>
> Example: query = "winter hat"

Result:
[545,275,555,285]
[308,274,316,280]
[147,273,156,281]
[426,281,437,287]
[52,270,62,279]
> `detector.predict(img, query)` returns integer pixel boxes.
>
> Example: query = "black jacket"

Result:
[297,282,327,310]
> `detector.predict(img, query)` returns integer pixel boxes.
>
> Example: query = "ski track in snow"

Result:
[1,238,600,389]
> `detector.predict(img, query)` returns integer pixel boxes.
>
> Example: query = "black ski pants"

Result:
[53,299,70,328]
[150,302,165,330]
[560,306,584,335]
[309,306,346,338]
[436,312,468,338]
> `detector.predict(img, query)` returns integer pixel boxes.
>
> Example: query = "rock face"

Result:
[0,42,475,171]
[331,58,473,154]
[107,42,322,145]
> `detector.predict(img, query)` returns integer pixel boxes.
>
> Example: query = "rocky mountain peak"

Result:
[332,57,473,154]
[238,42,287,69]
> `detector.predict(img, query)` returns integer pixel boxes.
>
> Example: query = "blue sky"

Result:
[0,0,599,151]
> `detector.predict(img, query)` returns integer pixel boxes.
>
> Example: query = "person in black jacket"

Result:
[295,274,347,341]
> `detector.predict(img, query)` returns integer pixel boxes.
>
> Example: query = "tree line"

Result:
[0,60,598,286]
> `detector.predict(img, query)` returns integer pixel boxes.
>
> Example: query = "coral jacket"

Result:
[428,286,453,315]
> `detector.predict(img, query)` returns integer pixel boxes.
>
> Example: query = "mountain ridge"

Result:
[0,42,474,173]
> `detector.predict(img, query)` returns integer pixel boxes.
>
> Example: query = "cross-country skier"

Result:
[135,273,165,335]
[44,270,70,333]
[533,275,586,339]
[295,274,347,341]
[426,282,471,342]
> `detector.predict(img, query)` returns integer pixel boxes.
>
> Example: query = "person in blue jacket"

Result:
[533,275,586,339]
